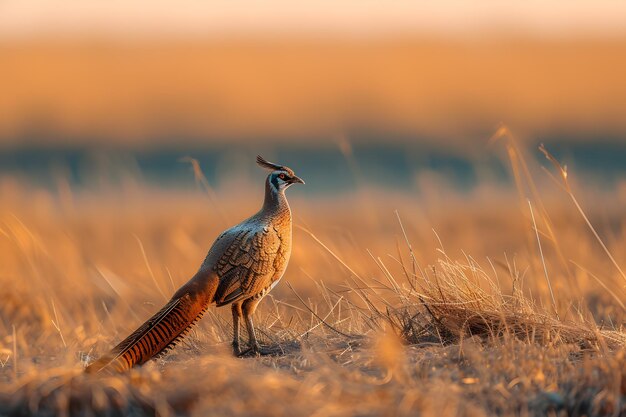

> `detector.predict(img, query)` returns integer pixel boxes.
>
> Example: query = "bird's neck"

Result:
[261,180,291,222]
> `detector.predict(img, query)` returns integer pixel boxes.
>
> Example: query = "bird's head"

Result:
[256,155,305,192]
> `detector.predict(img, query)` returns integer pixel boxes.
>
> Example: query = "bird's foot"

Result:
[237,343,276,358]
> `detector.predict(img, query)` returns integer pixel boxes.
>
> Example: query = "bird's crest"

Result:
[256,155,294,176]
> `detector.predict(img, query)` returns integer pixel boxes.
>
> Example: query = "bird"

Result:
[85,155,304,373]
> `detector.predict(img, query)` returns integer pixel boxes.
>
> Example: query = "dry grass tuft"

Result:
[382,253,626,352]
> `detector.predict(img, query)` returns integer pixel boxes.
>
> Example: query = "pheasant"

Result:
[86,156,304,373]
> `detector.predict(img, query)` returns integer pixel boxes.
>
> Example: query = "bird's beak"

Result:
[290,176,305,185]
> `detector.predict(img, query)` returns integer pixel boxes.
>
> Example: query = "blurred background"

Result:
[1,0,626,196]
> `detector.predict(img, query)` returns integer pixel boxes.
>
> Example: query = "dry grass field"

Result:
[0,139,625,416]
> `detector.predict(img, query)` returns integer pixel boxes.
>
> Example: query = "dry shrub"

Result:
[381,253,626,351]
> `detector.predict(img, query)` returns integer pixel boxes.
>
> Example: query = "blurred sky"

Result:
[2,1,626,146]
[2,1,626,39]
[1,1,626,191]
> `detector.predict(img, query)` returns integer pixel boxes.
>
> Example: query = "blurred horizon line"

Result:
[1,141,625,196]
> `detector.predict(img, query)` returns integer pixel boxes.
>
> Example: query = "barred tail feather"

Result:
[86,293,209,373]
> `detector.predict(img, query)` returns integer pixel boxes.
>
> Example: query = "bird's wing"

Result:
[213,226,281,305]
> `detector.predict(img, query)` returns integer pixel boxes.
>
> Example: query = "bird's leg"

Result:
[240,298,262,356]
[231,302,243,356]
[245,315,261,354]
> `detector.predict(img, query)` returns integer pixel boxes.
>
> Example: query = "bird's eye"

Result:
[279,173,286,180]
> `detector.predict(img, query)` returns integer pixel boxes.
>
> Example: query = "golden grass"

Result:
[0,141,624,416]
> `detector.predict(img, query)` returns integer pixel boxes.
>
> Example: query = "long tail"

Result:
[86,274,217,373]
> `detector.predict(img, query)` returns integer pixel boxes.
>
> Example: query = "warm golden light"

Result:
[0,3,624,416]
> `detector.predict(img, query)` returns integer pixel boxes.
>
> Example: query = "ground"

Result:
[0,147,625,416]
